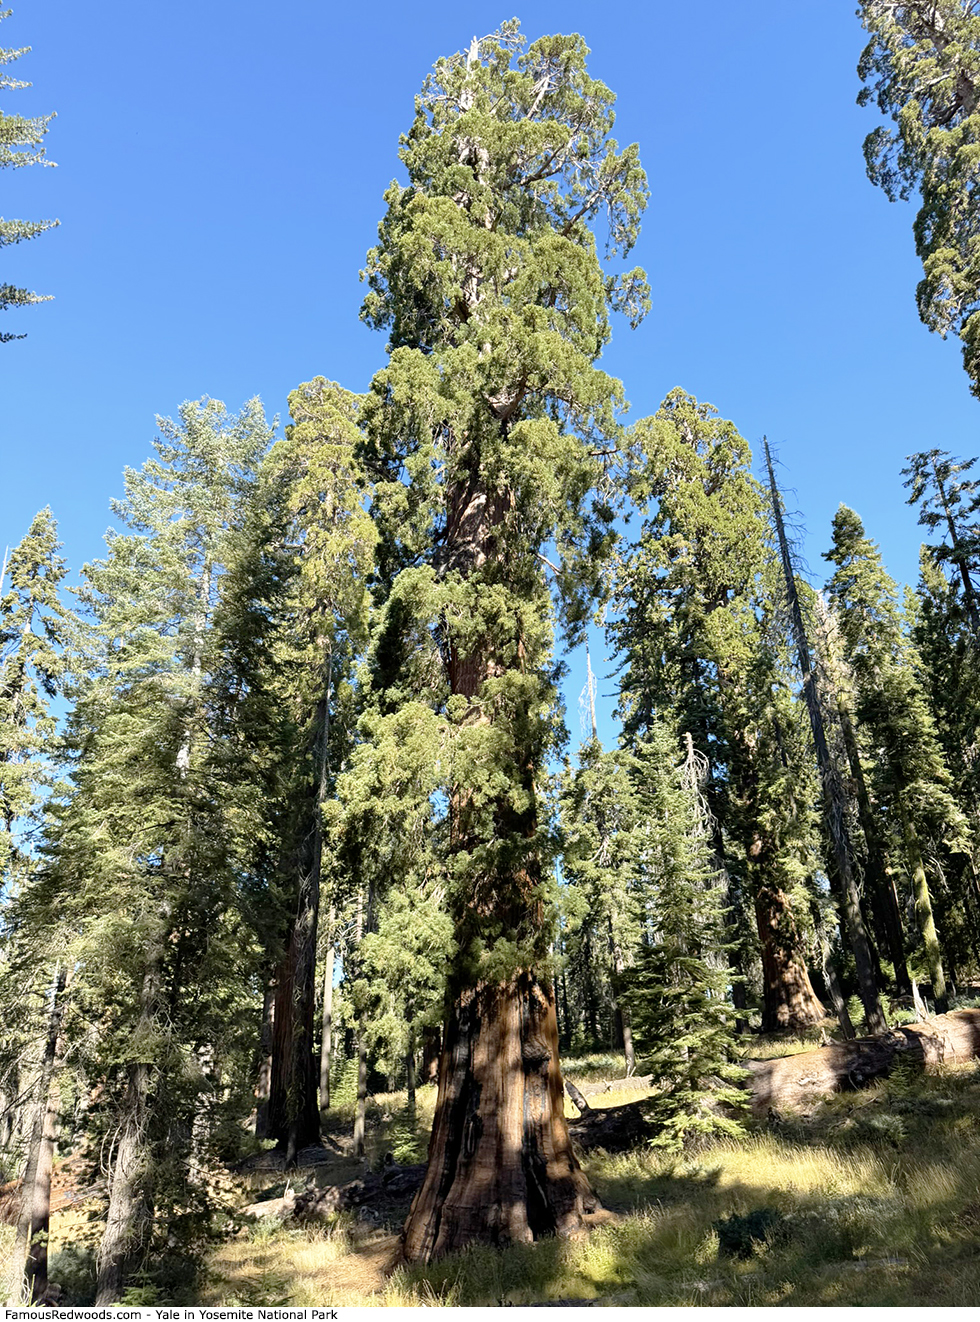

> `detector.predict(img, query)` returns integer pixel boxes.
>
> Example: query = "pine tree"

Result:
[0,8,58,341]
[824,505,972,1011]
[358,21,648,1260]
[858,2,980,394]
[903,448,980,637]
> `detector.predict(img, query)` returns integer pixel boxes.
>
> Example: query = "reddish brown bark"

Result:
[402,472,597,1261]
[403,974,594,1260]
[754,884,825,1032]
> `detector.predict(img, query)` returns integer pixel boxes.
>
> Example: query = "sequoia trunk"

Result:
[754,884,825,1032]
[402,474,597,1260]
[402,974,594,1261]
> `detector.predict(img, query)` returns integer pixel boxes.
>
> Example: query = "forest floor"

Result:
[22,1034,980,1307]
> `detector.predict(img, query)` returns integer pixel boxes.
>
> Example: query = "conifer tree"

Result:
[359,21,648,1259]
[256,379,377,1160]
[0,511,72,1302]
[560,733,640,1072]
[824,505,972,1010]
[612,391,824,1033]
[627,724,745,1147]
[903,448,980,637]
[0,8,58,341]
[858,2,980,394]
[0,508,70,890]
[34,398,273,1302]
[763,442,885,1034]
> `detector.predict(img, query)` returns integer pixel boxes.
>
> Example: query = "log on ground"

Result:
[744,1008,980,1116]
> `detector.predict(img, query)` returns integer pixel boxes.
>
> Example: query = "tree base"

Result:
[402,973,598,1263]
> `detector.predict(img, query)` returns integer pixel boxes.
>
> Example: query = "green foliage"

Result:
[623,724,745,1147]
[611,390,822,1032]
[0,507,70,890]
[858,2,980,393]
[0,7,58,340]
[824,504,973,989]
[358,20,648,997]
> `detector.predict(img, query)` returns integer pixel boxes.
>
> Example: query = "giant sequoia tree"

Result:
[359,22,648,1260]
[858,1,980,393]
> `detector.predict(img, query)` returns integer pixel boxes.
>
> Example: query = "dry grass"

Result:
[33,1053,980,1307]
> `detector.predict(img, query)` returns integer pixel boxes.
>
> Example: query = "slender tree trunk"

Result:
[353,1033,368,1160]
[319,910,335,1114]
[902,809,949,1012]
[814,596,912,994]
[421,1027,441,1085]
[406,1024,417,1122]
[254,980,275,1139]
[606,919,634,1075]
[14,964,66,1303]
[96,905,170,1305]
[764,441,885,1035]
[269,652,333,1158]
[352,880,373,1160]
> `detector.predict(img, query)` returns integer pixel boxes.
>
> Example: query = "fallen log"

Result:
[744,1008,980,1116]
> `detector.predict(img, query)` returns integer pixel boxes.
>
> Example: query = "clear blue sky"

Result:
[2,0,977,744]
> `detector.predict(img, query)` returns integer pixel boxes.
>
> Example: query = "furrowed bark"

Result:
[403,974,594,1261]
[402,476,597,1261]
[754,881,825,1032]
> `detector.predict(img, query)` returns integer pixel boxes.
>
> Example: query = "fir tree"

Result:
[824,505,972,1011]
[560,733,641,1071]
[33,398,273,1302]
[0,7,58,341]
[627,725,745,1147]
[612,391,824,1034]
[256,379,377,1160]
[0,508,70,891]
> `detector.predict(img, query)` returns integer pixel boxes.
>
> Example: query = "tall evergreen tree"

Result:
[763,442,885,1034]
[627,724,745,1147]
[560,736,641,1072]
[0,7,57,341]
[612,391,824,1034]
[0,508,70,891]
[858,1,980,394]
[33,398,273,1302]
[824,505,972,1010]
[358,21,648,1260]
[903,447,980,637]
[255,379,377,1161]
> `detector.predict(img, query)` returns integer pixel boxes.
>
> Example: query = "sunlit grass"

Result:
[33,1054,980,1306]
